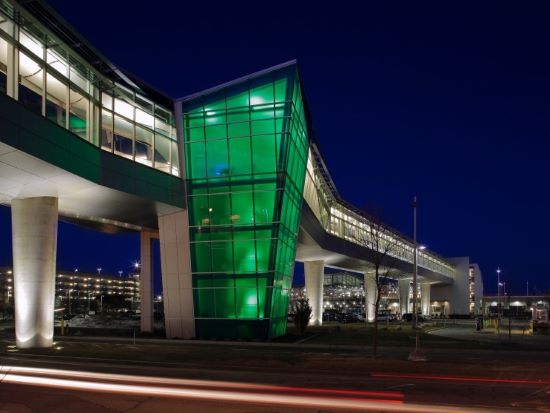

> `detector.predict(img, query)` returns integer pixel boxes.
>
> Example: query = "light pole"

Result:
[412,196,418,330]
[527,280,529,297]
[496,267,501,304]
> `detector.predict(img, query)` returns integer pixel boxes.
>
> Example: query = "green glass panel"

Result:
[257,276,269,320]
[228,120,249,138]
[211,241,233,273]
[214,285,236,318]
[235,277,258,318]
[274,78,287,103]
[228,137,252,176]
[190,193,209,227]
[251,119,275,135]
[233,232,256,273]
[206,139,229,178]
[208,193,231,225]
[251,105,274,121]
[252,134,276,174]
[231,190,254,225]
[255,238,272,272]
[194,288,214,317]
[250,83,274,105]
[187,127,204,141]
[192,242,212,273]
[187,112,204,128]
[187,141,207,179]
[226,91,249,108]
[205,124,226,139]
[254,189,276,224]
[205,111,226,126]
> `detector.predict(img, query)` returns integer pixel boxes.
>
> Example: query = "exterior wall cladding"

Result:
[182,66,309,339]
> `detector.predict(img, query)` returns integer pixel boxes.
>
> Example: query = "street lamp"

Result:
[412,196,418,330]
[496,268,501,298]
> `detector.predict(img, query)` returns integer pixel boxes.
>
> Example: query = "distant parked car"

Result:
[338,313,360,323]
[322,312,339,322]
[376,312,395,322]
[402,313,426,322]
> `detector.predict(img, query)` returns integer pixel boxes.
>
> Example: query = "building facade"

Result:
[0,267,140,315]
[0,0,480,347]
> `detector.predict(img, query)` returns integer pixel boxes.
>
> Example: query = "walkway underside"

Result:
[0,142,180,233]
[296,202,453,286]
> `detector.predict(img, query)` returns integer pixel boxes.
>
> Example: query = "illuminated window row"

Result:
[0,5,179,176]
[303,148,455,277]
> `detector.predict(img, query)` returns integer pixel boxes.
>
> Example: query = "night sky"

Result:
[1,1,549,294]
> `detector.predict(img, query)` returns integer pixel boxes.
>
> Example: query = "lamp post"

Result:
[412,196,418,330]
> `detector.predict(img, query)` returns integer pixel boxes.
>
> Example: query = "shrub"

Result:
[293,298,312,335]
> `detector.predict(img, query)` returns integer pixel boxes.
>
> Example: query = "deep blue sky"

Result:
[1,1,549,294]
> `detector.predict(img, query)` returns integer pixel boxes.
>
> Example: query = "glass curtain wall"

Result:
[0,1,179,177]
[183,67,309,339]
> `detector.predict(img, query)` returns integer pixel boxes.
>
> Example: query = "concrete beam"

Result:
[421,283,431,316]
[140,230,158,333]
[159,210,194,339]
[304,260,324,326]
[12,197,58,348]
[398,278,410,317]
[364,273,377,322]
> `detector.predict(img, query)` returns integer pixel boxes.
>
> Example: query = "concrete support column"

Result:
[140,230,157,333]
[304,260,324,326]
[159,210,194,339]
[421,283,431,316]
[364,273,377,323]
[12,197,58,348]
[398,278,411,317]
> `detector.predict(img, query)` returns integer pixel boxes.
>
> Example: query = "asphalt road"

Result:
[0,346,549,412]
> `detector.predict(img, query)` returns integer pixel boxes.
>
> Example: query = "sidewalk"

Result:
[428,324,550,347]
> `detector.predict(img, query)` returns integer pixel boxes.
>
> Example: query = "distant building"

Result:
[0,267,140,313]
[482,295,549,317]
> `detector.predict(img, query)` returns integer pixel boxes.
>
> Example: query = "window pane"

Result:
[136,108,154,129]
[20,30,43,58]
[228,137,251,177]
[154,133,171,173]
[171,140,180,176]
[135,126,153,166]
[206,139,228,178]
[187,141,207,180]
[47,48,68,77]
[252,134,276,174]
[101,92,113,110]
[101,110,113,151]
[114,97,134,120]
[46,73,67,128]
[69,88,88,140]
[0,38,8,95]
[18,51,43,115]
[231,190,254,225]
[114,115,133,159]
[69,65,88,92]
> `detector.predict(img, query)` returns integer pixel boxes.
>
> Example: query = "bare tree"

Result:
[359,211,399,357]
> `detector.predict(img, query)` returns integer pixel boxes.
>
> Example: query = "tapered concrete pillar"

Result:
[12,197,58,348]
[364,273,377,322]
[421,283,431,316]
[304,260,324,326]
[159,210,194,339]
[140,230,157,333]
[398,278,411,317]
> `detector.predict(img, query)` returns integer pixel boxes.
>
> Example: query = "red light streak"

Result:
[371,372,550,385]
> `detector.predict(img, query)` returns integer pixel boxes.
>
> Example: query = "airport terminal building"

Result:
[0,0,481,347]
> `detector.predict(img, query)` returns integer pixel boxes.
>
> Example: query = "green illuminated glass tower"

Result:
[181,64,309,339]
